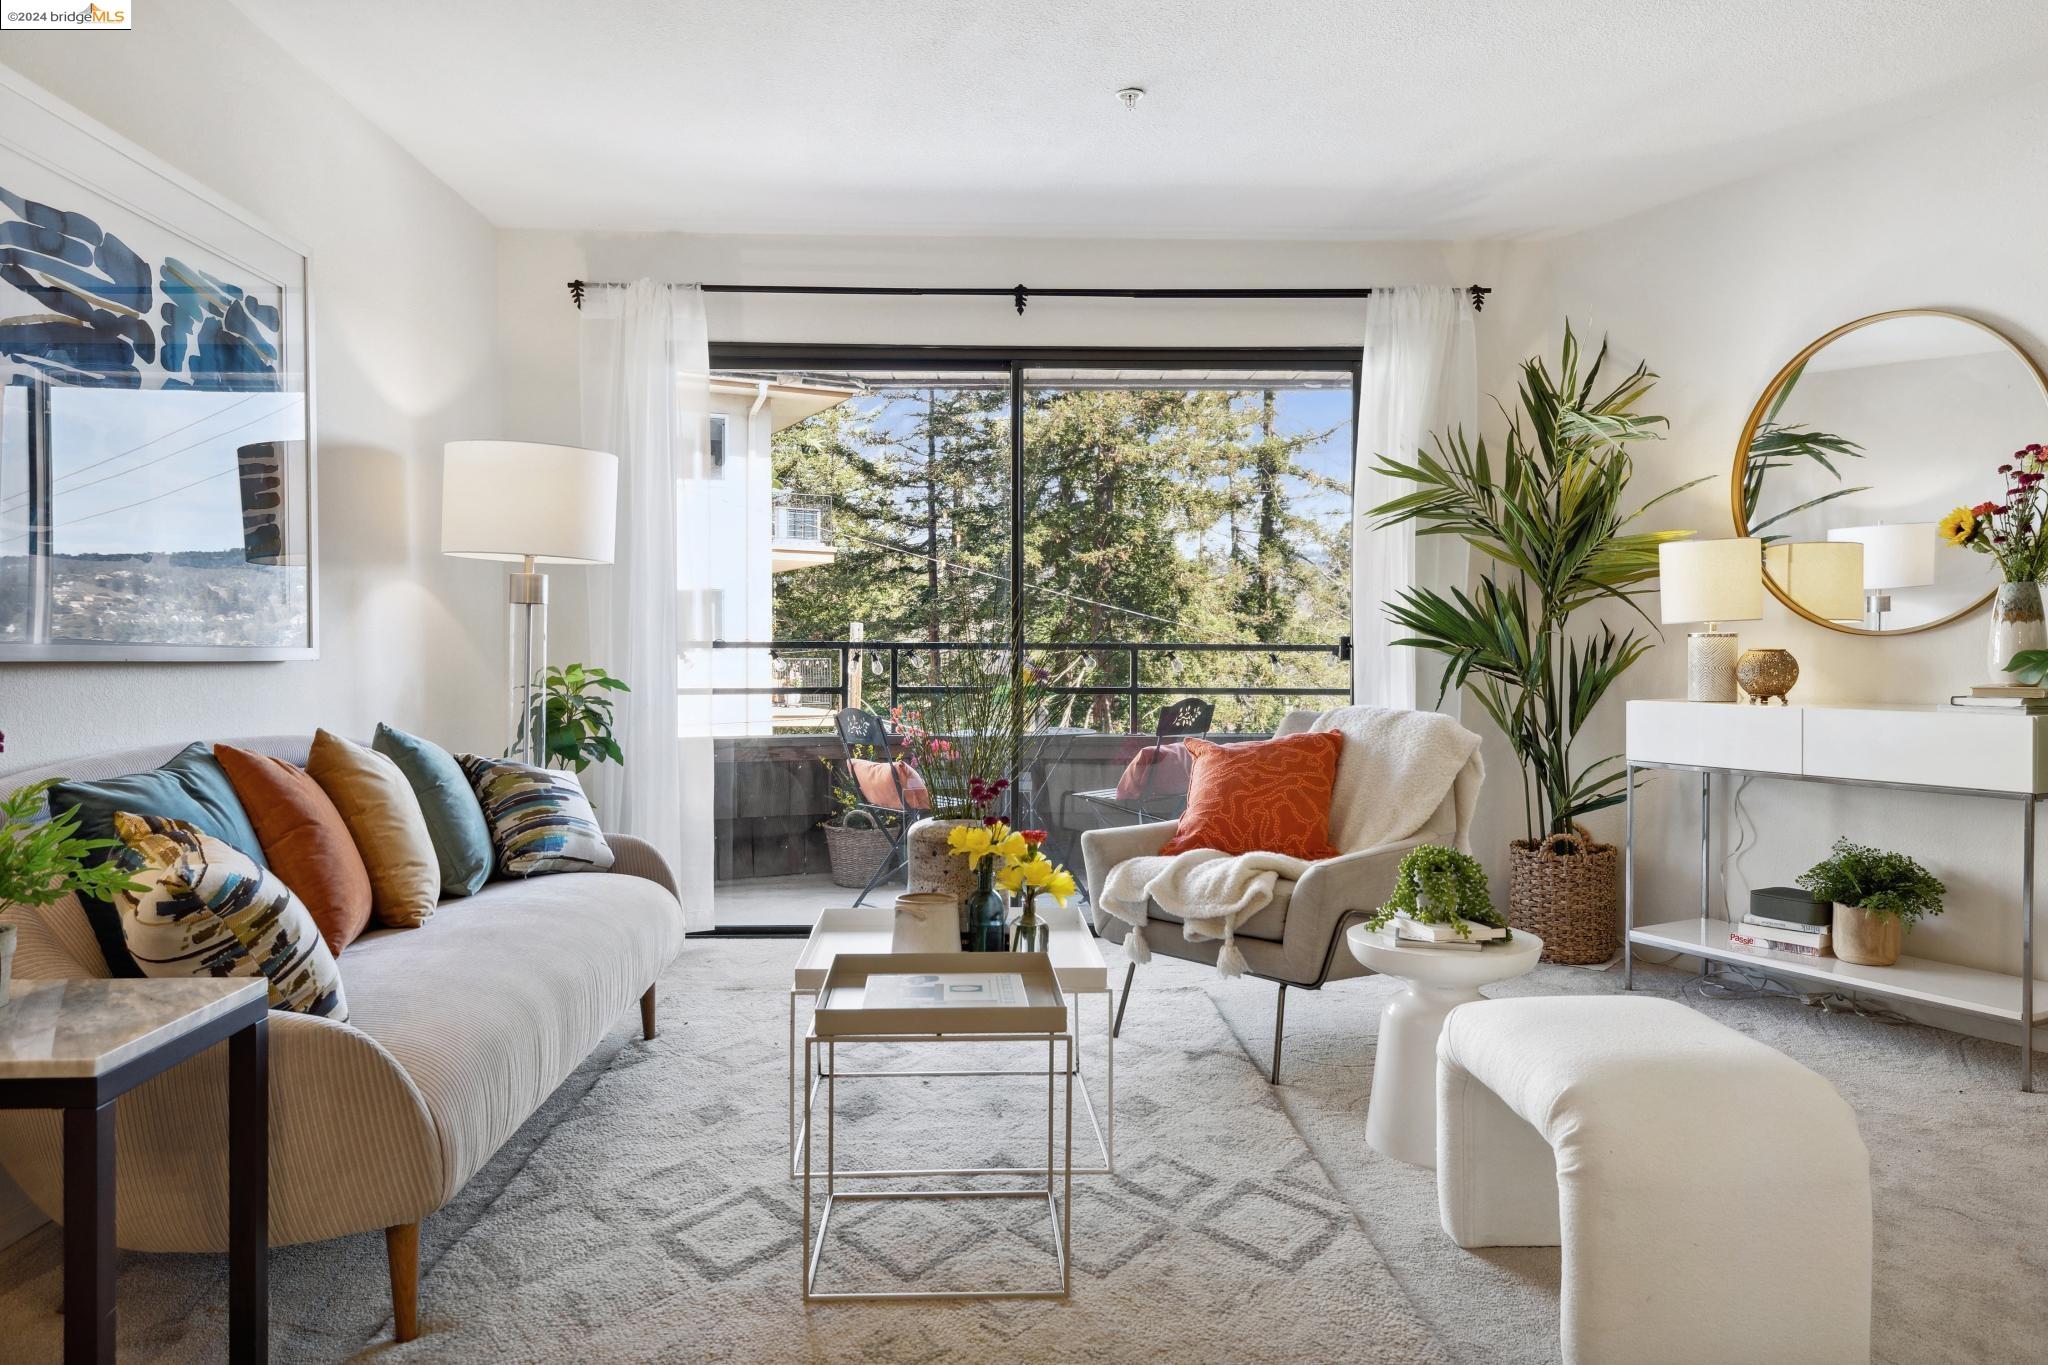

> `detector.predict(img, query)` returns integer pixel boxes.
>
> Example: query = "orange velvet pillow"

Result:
[215,744,374,956]
[1157,731,1345,859]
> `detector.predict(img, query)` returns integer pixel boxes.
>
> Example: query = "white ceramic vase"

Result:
[1987,581,2047,681]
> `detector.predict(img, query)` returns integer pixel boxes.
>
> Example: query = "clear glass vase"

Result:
[1987,581,2047,681]
[1009,892,1050,952]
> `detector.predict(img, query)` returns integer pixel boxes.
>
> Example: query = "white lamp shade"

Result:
[1827,523,1938,590]
[1764,541,1866,622]
[441,441,618,564]
[1659,538,1763,625]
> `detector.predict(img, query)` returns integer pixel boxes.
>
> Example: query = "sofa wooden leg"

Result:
[641,986,657,1040]
[386,1223,420,1343]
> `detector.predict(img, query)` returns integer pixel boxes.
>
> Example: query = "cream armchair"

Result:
[1081,708,1481,1083]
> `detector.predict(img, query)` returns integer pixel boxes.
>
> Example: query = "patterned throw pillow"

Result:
[110,813,349,1020]
[1157,731,1346,860]
[457,755,616,878]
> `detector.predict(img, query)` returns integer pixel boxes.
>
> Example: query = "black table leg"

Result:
[63,1100,116,1363]
[229,1016,269,1364]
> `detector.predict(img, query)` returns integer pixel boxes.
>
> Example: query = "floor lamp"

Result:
[442,440,619,766]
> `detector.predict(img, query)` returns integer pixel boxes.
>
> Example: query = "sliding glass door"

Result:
[704,350,1356,930]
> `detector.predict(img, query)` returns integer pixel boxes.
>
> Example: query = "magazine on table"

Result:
[863,972,1030,1010]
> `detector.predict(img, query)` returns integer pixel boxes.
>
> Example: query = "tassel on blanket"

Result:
[1126,922,1152,965]
[1217,931,1247,979]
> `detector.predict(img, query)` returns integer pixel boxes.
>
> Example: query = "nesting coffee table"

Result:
[789,901,1115,1179]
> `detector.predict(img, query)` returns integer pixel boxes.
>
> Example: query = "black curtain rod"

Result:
[566,280,1490,315]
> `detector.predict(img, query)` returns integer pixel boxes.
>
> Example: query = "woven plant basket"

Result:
[1507,825,1619,965]
[823,810,895,890]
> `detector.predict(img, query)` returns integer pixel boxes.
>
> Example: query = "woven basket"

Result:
[823,810,895,890]
[1507,825,1619,965]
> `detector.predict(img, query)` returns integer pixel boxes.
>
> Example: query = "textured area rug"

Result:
[0,941,1449,1363]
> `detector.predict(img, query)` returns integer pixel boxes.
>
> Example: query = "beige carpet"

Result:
[0,940,1450,1363]
[2,937,2043,1362]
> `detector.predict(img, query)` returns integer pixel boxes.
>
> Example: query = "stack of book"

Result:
[1947,683,2048,714]
[1727,913,1832,958]
[1377,915,1507,952]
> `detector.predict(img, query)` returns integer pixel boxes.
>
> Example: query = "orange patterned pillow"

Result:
[1158,732,1345,859]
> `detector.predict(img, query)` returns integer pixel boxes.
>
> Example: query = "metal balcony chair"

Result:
[1066,696,1214,828]
[832,706,920,907]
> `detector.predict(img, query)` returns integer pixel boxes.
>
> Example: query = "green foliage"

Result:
[1365,844,1506,939]
[1740,362,1867,543]
[0,780,141,908]
[771,383,1350,734]
[1370,325,1705,840]
[2001,647,2048,683]
[891,656,1051,817]
[1796,837,1947,926]
[526,663,630,773]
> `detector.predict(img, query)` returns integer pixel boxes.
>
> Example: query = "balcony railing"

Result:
[771,492,832,545]
[713,636,1352,733]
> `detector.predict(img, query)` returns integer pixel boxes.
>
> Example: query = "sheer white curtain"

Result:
[579,281,714,930]
[1353,286,1478,714]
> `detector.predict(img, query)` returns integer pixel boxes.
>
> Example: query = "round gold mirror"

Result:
[1733,309,2048,635]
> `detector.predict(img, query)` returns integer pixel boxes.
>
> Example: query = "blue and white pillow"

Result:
[111,813,349,1020]
[456,756,615,877]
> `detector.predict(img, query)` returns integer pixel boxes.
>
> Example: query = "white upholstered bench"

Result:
[1435,996,1871,1365]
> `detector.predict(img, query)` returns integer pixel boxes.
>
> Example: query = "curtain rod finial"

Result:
[568,279,587,309]
[1468,285,1492,313]
[1014,284,1028,315]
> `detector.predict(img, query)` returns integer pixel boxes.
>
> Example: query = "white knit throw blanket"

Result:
[1097,706,1483,977]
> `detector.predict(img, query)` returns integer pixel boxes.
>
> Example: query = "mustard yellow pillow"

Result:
[306,729,439,928]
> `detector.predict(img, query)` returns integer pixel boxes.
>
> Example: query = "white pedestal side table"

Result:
[1345,924,1543,1168]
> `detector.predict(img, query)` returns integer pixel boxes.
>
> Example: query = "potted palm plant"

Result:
[1370,327,1703,963]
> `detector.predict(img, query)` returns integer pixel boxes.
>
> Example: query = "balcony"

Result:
[709,636,1351,925]
[770,492,835,574]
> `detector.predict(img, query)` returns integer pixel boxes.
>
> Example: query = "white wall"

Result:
[1528,77,2048,1016]
[0,0,505,773]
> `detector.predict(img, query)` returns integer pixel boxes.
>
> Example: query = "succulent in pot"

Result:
[1795,837,1947,967]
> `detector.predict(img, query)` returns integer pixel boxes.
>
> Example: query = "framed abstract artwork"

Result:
[0,66,315,661]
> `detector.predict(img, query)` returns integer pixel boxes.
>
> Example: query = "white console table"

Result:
[1624,698,2048,1091]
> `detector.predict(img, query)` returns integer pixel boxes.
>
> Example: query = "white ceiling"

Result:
[234,0,2048,240]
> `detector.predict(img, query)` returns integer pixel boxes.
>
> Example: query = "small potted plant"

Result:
[1795,837,1946,967]
[1,778,143,1005]
[1365,845,1510,942]
[816,753,898,890]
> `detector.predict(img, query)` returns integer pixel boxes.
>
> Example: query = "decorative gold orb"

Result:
[1736,647,1799,705]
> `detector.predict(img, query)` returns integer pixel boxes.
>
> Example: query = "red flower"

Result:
[2001,464,2015,474]
[983,816,1003,827]
[1974,501,1999,516]
[1021,829,1048,845]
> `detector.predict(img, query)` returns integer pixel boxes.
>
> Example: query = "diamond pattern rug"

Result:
[0,940,1449,1363]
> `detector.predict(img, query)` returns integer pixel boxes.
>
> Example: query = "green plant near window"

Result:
[1795,837,1947,926]
[521,664,630,773]
[1365,844,1507,940]
[0,780,141,910]
[1370,324,1707,842]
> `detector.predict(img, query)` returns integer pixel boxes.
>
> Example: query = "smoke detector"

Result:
[1116,87,1145,112]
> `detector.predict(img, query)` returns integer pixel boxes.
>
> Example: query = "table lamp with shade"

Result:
[1827,523,1938,630]
[1764,540,1866,624]
[1659,538,1763,702]
[442,441,619,765]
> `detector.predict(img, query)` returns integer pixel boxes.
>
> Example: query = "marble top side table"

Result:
[0,977,270,1364]
[1346,925,1543,1169]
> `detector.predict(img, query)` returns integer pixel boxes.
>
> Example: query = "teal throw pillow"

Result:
[457,754,615,878]
[373,723,493,897]
[49,741,268,977]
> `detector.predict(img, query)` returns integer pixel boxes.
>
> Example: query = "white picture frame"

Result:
[0,63,316,662]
